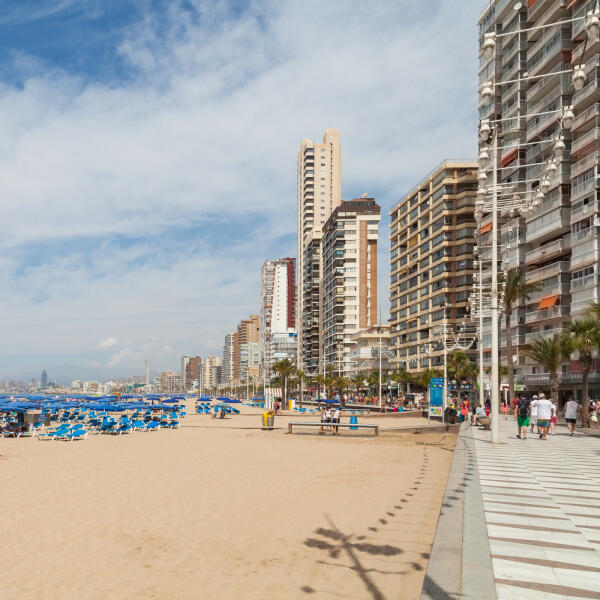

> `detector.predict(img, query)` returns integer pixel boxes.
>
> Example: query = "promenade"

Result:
[423,418,600,600]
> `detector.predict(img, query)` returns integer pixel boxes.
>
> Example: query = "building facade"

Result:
[180,355,190,391]
[348,325,394,375]
[222,333,236,385]
[477,0,600,395]
[186,356,202,391]
[297,129,342,371]
[201,356,222,393]
[234,316,260,381]
[321,198,381,375]
[389,160,478,373]
[260,257,296,376]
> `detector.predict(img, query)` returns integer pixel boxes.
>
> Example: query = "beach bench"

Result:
[288,422,379,436]
[478,417,491,430]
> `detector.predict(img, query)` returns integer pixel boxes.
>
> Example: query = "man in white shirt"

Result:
[564,397,580,436]
[531,393,554,440]
[333,407,341,435]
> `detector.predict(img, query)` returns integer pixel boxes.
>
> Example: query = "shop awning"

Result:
[538,295,559,309]
[479,222,492,234]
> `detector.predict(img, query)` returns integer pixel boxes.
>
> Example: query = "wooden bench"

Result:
[478,417,491,430]
[288,422,379,436]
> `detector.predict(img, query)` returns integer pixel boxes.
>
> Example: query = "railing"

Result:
[571,247,597,269]
[573,77,600,107]
[525,327,566,344]
[526,260,570,283]
[525,238,568,264]
[527,110,561,141]
[571,273,597,290]
[572,227,595,244]
[571,200,599,221]
[525,306,570,324]
[529,283,569,302]
[526,209,570,242]
[571,151,599,178]
[572,103,600,133]
[571,177,597,202]
[572,127,600,155]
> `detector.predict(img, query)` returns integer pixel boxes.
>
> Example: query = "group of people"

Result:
[514,393,559,440]
[319,406,341,434]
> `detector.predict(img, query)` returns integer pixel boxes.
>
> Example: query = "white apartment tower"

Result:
[260,257,296,376]
[222,333,236,384]
[180,355,190,392]
[297,128,342,371]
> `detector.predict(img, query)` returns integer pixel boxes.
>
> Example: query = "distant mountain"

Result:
[1,365,158,385]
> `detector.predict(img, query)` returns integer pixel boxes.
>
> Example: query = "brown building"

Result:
[321,197,381,375]
[389,160,478,373]
[233,315,260,381]
[186,356,202,391]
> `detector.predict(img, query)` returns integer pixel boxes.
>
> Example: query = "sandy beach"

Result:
[1,405,455,600]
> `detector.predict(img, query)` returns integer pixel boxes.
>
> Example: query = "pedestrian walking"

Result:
[564,397,580,436]
[501,401,508,420]
[550,402,557,435]
[333,406,341,435]
[531,393,553,440]
[530,395,538,433]
[515,396,531,439]
[460,399,469,423]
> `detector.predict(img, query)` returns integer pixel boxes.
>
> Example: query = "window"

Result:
[420,299,429,310]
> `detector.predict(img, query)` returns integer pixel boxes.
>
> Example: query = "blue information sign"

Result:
[429,377,444,417]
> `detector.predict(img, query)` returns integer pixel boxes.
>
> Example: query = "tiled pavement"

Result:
[468,418,600,599]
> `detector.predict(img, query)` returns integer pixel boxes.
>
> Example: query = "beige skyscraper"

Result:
[297,128,342,371]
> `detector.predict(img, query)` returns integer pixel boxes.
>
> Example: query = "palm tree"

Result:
[501,269,539,404]
[391,365,413,396]
[272,358,296,409]
[333,376,351,406]
[417,368,442,405]
[367,371,380,400]
[569,318,600,427]
[295,369,305,408]
[527,334,571,407]
[352,372,366,399]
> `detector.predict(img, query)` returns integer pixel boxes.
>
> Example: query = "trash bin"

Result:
[262,410,274,429]
[350,415,358,430]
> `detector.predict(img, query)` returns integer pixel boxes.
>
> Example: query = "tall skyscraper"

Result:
[260,257,296,377]
[389,160,478,373]
[321,197,381,375]
[145,360,150,386]
[297,128,342,371]
[222,333,236,384]
[180,355,190,391]
[234,316,260,381]
[186,356,202,391]
[477,1,597,393]
[41,369,48,388]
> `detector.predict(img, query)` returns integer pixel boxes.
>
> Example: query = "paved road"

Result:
[469,418,600,599]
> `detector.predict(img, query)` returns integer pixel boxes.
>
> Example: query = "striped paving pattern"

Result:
[470,420,600,599]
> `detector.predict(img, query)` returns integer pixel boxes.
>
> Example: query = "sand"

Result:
[0,404,456,600]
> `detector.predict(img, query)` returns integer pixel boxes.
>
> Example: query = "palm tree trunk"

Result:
[581,368,590,428]
[550,371,559,407]
[505,311,515,404]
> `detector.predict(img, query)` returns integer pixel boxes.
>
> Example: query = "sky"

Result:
[0,0,482,380]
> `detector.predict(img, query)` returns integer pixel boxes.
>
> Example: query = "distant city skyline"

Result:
[0,1,479,373]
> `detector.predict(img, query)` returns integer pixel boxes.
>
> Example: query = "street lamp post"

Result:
[378,327,383,410]
[490,128,500,444]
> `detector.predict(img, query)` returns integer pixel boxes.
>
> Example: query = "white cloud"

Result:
[0,0,481,375]
[99,337,119,349]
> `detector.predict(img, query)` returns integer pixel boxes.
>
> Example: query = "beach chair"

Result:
[37,424,70,441]
[145,421,160,432]
[55,428,88,441]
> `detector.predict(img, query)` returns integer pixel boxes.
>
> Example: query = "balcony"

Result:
[571,152,599,178]
[572,273,597,290]
[526,110,561,142]
[525,305,570,324]
[572,103,600,134]
[528,0,568,23]
[526,209,570,244]
[525,327,567,345]
[571,200,599,223]
[571,176,597,203]
[526,260,570,283]
[571,245,598,269]
[525,238,569,265]
[529,282,570,303]
[572,127,600,156]
[573,77,600,111]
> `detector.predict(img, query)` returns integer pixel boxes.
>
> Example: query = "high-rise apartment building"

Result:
[234,315,260,381]
[477,1,600,394]
[186,356,202,391]
[41,369,48,388]
[297,129,342,371]
[160,370,181,393]
[201,356,222,393]
[222,333,236,384]
[180,355,190,391]
[389,161,478,373]
[321,197,381,375]
[260,257,296,376]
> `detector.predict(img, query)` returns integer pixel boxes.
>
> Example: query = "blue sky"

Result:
[0,0,481,379]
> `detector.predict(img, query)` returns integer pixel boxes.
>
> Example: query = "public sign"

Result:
[429,377,444,417]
